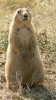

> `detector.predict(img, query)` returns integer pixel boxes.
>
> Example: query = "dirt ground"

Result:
[0,49,56,100]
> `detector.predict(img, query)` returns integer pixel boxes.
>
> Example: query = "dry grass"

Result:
[0,0,56,51]
[0,0,56,100]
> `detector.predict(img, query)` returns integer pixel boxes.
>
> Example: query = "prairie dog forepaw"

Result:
[20,52,27,58]
[30,51,34,58]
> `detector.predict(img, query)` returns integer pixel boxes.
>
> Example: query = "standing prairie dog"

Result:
[5,8,44,89]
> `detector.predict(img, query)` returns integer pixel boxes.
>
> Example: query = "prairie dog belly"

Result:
[15,27,33,56]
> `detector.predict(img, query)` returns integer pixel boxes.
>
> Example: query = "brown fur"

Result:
[5,8,44,89]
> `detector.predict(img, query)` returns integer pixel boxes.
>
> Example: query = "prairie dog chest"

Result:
[16,27,32,44]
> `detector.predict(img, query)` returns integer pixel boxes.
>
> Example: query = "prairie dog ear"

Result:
[26,8,32,15]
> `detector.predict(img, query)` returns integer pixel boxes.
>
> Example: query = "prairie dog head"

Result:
[13,8,31,25]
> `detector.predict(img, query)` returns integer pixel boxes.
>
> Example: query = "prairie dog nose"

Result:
[24,13,28,17]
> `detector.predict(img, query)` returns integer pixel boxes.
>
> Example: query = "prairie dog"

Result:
[5,8,44,89]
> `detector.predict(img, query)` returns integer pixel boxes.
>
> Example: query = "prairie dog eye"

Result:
[17,10,21,14]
